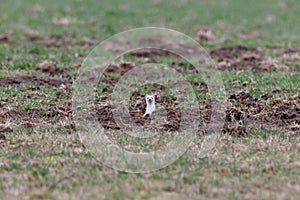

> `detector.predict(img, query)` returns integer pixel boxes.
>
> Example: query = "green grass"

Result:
[0,0,300,199]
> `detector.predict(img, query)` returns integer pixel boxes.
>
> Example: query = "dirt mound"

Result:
[211,46,259,60]
[130,49,174,58]
[195,27,215,41]
[0,133,5,140]
[0,101,73,133]
[28,35,69,48]
[210,45,290,71]
[95,104,119,129]
[36,61,66,76]
[225,91,300,135]
[210,45,263,71]
[0,31,13,43]
[0,76,70,87]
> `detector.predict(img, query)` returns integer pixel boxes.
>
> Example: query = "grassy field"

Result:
[0,0,299,199]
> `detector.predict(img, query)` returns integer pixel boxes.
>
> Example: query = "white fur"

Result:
[144,94,155,116]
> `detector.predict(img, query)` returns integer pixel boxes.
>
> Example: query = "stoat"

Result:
[144,94,156,116]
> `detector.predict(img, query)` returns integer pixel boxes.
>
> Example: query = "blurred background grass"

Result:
[1,0,300,45]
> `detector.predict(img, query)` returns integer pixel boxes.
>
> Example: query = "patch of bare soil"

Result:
[93,61,299,136]
[98,61,136,95]
[95,62,182,131]
[36,61,64,76]
[129,49,176,60]
[95,104,119,129]
[95,86,182,131]
[28,35,70,48]
[267,46,300,55]
[210,45,290,71]
[211,46,260,60]
[0,132,6,147]
[0,132,6,140]
[210,45,263,71]
[0,76,70,87]
[94,59,208,132]
[28,34,97,48]
[195,26,215,41]
[129,86,181,131]
[0,102,73,133]
[0,31,13,43]
[1,50,298,136]
[94,61,136,128]
[225,91,300,135]
[75,37,97,47]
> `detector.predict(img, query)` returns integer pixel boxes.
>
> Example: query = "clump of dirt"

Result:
[267,95,300,127]
[0,76,70,87]
[195,27,215,41]
[0,132,6,147]
[0,133,5,140]
[0,31,13,43]
[95,104,119,129]
[75,37,96,46]
[224,92,254,136]
[36,61,64,76]
[260,57,289,70]
[170,62,199,74]
[223,106,247,136]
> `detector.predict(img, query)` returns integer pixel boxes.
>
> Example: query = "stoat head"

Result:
[145,94,155,104]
